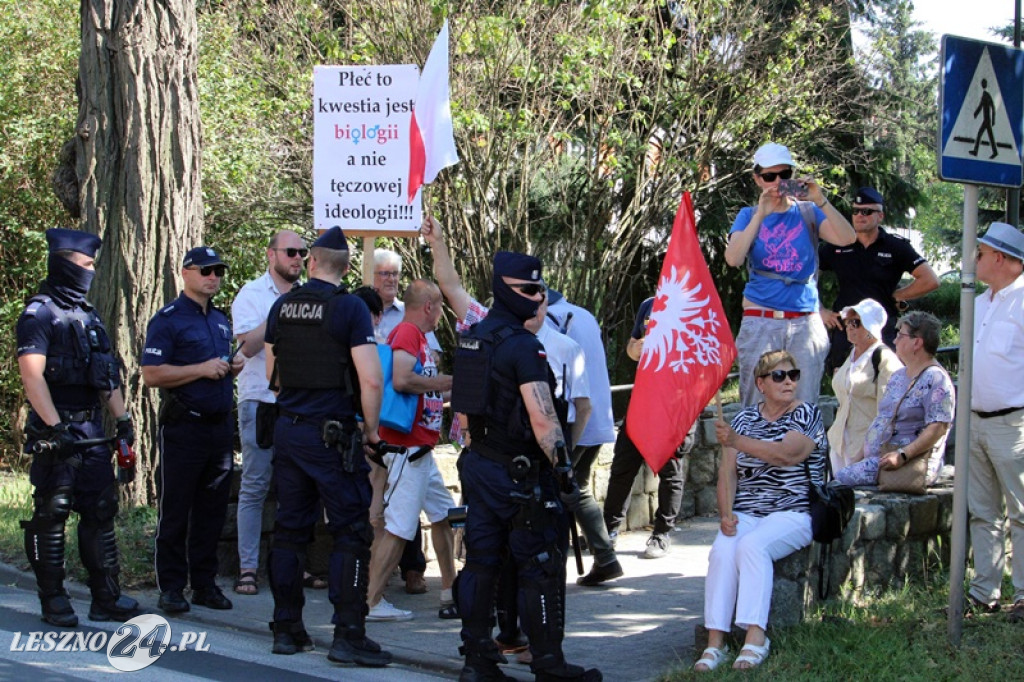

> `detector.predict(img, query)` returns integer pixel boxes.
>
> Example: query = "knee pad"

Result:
[272,524,315,553]
[33,487,74,525]
[331,518,372,549]
[80,483,119,525]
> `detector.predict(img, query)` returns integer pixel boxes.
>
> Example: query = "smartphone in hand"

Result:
[779,178,809,199]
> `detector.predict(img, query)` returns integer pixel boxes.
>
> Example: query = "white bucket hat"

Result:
[840,298,887,340]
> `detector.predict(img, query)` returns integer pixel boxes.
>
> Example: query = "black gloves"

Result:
[115,414,135,446]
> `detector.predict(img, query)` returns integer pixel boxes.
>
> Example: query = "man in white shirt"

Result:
[969,221,1024,621]
[230,230,305,595]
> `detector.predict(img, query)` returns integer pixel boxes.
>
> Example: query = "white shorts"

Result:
[382,447,455,542]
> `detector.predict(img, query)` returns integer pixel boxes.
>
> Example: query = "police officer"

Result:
[263,226,391,667]
[453,252,601,682]
[142,246,242,614]
[16,228,140,627]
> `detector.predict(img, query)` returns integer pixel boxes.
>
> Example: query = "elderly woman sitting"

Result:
[827,299,902,472]
[696,350,827,671]
[835,311,954,487]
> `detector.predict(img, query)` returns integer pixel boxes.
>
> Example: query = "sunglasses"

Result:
[188,264,226,277]
[375,270,400,279]
[846,318,862,329]
[510,283,546,296]
[760,368,801,383]
[273,247,308,259]
[852,208,880,216]
[758,169,793,182]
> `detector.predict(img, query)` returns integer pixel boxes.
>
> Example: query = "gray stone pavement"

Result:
[1,518,719,681]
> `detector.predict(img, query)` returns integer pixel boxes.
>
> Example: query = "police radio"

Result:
[116,439,137,484]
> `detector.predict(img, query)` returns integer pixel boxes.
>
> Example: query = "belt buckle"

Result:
[772,310,785,320]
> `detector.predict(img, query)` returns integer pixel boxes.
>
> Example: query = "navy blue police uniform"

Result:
[142,247,234,611]
[17,228,140,627]
[820,187,928,369]
[453,252,600,682]
[263,226,391,666]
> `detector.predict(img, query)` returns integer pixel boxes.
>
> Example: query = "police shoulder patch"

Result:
[159,305,177,317]
[24,302,42,317]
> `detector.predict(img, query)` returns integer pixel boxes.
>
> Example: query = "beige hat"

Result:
[841,298,886,340]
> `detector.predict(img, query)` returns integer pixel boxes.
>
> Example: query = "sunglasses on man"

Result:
[851,208,880,216]
[757,169,793,182]
[273,248,309,259]
[759,368,801,383]
[188,265,226,278]
[510,283,546,296]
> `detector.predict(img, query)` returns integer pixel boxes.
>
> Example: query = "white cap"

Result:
[753,142,794,169]
[840,298,887,340]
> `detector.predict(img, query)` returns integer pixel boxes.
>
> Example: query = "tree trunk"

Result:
[75,1,204,505]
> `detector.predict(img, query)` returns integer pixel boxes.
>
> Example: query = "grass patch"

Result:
[659,577,1024,681]
[0,470,157,589]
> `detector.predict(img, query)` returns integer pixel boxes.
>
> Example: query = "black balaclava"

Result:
[491,251,543,322]
[46,253,95,307]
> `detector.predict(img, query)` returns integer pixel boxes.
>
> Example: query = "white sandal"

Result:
[693,646,729,672]
[733,638,770,669]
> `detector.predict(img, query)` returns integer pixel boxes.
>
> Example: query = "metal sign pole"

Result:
[948,183,979,647]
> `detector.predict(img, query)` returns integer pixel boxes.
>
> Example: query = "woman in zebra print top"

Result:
[694,350,827,672]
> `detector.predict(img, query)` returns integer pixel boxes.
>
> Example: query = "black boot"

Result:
[89,594,141,621]
[327,625,393,667]
[269,620,315,655]
[459,640,513,682]
[325,547,392,667]
[533,662,603,682]
[79,504,140,621]
[23,509,77,627]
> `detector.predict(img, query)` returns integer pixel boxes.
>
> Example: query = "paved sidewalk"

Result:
[1,519,718,681]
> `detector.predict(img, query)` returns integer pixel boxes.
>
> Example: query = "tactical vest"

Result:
[29,294,120,394]
[452,323,551,460]
[271,284,354,392]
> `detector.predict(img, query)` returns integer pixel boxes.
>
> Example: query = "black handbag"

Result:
[255,401,278,449]
[803,456,855,598]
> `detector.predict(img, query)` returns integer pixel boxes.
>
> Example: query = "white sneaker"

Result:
[367,598,413,622]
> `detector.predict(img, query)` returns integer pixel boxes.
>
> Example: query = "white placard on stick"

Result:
[313,65,421,236]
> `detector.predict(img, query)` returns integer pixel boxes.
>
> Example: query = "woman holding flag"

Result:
[696,350,827,671]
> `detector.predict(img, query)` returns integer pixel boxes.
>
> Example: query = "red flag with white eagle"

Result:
[408,19,459,203]
[625,192,737,473]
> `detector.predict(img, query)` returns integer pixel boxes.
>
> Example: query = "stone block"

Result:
[595,442,616,468]
[687,450,717,488]
[221,503,238,541]
[908,495,939,537]
[867,541,896,582]
[640,464,659,495]
[591,466,610,505]
[626,493,651,530]
[769,577,803,627]
[881,497,911,539]
[775,546,813,580]
[680,492,696,519]
[859,505,886,541]
[695,488,718,517]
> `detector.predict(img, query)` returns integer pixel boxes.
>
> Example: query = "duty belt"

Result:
[57,407,101,423]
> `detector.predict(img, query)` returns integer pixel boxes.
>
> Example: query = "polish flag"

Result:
[408,20,459,203]
[625,192,737,473]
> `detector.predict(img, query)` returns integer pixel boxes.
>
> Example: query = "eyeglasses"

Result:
[273,247,308,259]
[852,208,880,216]
[510,283,547,296]
[188,265,226,278]
[757,169,793,182]
[895,331,917,341]
[759,368,801,383]
[846,318,862,329]
[375,270,400,279]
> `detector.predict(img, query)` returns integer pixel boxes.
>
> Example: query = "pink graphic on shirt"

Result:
[759,219,803,273]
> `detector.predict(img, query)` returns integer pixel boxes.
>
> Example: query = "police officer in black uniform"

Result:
[263,226,392,667]
[142,246,242,614]
[16,228,140,627]
[453,252,601,682]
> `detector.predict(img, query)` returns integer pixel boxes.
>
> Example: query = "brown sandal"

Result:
[302,573,328,589]
[234,571,259,595]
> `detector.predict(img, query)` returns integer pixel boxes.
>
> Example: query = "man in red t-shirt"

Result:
[366,280,457,621]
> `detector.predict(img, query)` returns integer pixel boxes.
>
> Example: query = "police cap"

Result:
[46,228,101,257]
[183,246,226,268]
[312,226,348,251]
[853,187,884,206]
[493,251,542,282]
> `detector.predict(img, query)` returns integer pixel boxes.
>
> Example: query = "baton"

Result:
[555,440,585,576]
[31,436,116,455]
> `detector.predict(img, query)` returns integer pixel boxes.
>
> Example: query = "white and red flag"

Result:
[408,19,459,203]
[625,192,737,473]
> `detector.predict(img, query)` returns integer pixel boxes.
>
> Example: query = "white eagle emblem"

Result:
[639,265,724,374]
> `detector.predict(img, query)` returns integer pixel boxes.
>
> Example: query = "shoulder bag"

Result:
[876,366,938,495]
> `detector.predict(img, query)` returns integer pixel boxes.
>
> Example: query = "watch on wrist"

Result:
[898,448,908,463]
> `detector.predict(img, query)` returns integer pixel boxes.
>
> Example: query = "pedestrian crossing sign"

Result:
[939,35,1024,188]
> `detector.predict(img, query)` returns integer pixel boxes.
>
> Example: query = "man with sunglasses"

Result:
[143,246,244,614]
[819,187,938,372]
[230,230,306,597]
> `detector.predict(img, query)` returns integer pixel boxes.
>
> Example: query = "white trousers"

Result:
[704,510,812,632]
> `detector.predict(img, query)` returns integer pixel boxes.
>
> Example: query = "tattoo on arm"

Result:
[529,383,564,461]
